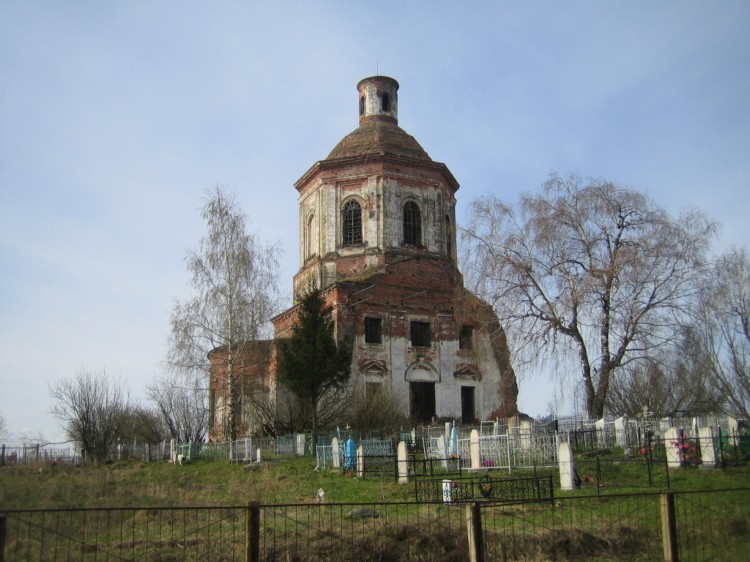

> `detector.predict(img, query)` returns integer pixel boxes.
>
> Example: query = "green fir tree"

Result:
[276,287,352,443]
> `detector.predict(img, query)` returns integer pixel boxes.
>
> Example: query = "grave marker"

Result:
[331,437,340,468]
[397,441,408,484]
[664,428,682,468]
[470,429,480,470]
[698,426,716,468]
[559,441,575,491]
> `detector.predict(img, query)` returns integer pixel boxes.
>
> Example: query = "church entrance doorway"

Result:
[410,382,436,423]
[461,386,475,423]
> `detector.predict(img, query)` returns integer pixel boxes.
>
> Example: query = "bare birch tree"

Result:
[695,247,750,418]
[462,174,716,418]
[167,186,282,441]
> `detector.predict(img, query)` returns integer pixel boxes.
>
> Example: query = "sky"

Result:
[1,1,748,443]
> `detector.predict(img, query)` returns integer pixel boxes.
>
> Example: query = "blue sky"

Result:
[1,1,748,442]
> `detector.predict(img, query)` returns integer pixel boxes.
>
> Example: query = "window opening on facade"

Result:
[403,201,422,246]
[382,93,390,111]
[359,96,365,116]
[342,200,363,246]
[410,321,431,347]
[459,325,473,350]
[445,215,452,258]
[410,382,436,422]
[364,317,382,344]
[306,214,314,258]
[461,386,476,424]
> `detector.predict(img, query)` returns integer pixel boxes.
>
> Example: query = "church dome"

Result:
[327,119,432,161]
[326,76,432,162]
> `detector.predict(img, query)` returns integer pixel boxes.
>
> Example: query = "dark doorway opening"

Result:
[410,382,436,423]
[461,386,475,424]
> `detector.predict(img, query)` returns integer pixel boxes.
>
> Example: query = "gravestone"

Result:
[296,433,306,456]
[470,429,481,470]
[397,441,408,484]
[344,438,356,471]
[614,416,629,447]
[331,437,340,468]
[698,426,716,468]
[356,445,364,478]
[559,441,575,490]
[436,436,447,470]
[664,427,682,468]
[594,418,606,447]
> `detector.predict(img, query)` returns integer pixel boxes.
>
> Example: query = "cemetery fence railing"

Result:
[3,488,750,561]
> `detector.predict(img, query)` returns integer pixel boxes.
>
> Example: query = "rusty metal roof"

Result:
[326,117,432,162]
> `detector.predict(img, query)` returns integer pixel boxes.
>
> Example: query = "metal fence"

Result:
[3,488,750,561]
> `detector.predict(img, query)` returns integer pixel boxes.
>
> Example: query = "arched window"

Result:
[359,96,365,116]
[342,200,363,246]
[306,214,315,258]
[403,201,422,246]
[382,93,390,112]
[445,215,452,258]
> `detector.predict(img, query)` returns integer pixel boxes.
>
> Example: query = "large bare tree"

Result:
[695,247,750,418]
[463,174,716,418]
[606,327,723,418]
[167,186,281,441]
[50,369,129,463]
[147,372,208,443]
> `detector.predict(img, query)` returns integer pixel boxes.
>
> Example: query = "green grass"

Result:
[1,453,748,510]
[2,456,749,561]
[0,456,417,509]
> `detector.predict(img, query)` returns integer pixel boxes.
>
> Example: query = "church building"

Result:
[209,76,518,439]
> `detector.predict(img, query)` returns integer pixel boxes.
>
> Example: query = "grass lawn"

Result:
[2,456,749,561]
[1,454,748,510]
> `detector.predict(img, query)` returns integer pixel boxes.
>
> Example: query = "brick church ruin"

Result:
[208,76,518,440]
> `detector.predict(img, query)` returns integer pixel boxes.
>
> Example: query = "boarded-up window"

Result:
[410,321,431,347]
[459,325,473,350]
[365,317,382,344]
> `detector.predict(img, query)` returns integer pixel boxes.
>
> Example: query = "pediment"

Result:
[454,364,481,381]
[360,360,388,376]
[405,359,440,382]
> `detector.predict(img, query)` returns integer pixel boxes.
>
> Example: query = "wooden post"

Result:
[660,492,679,562]
[0,514,6,562]
[465,502,484,562]
[245,501,260,562]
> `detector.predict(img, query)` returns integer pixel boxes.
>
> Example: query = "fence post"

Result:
[465,502,484,562]
[0,514,6,562]
[245,500,260,562]
[660,492,679,562]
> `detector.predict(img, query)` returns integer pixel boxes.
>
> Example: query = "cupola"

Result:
[357,76,399,125]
